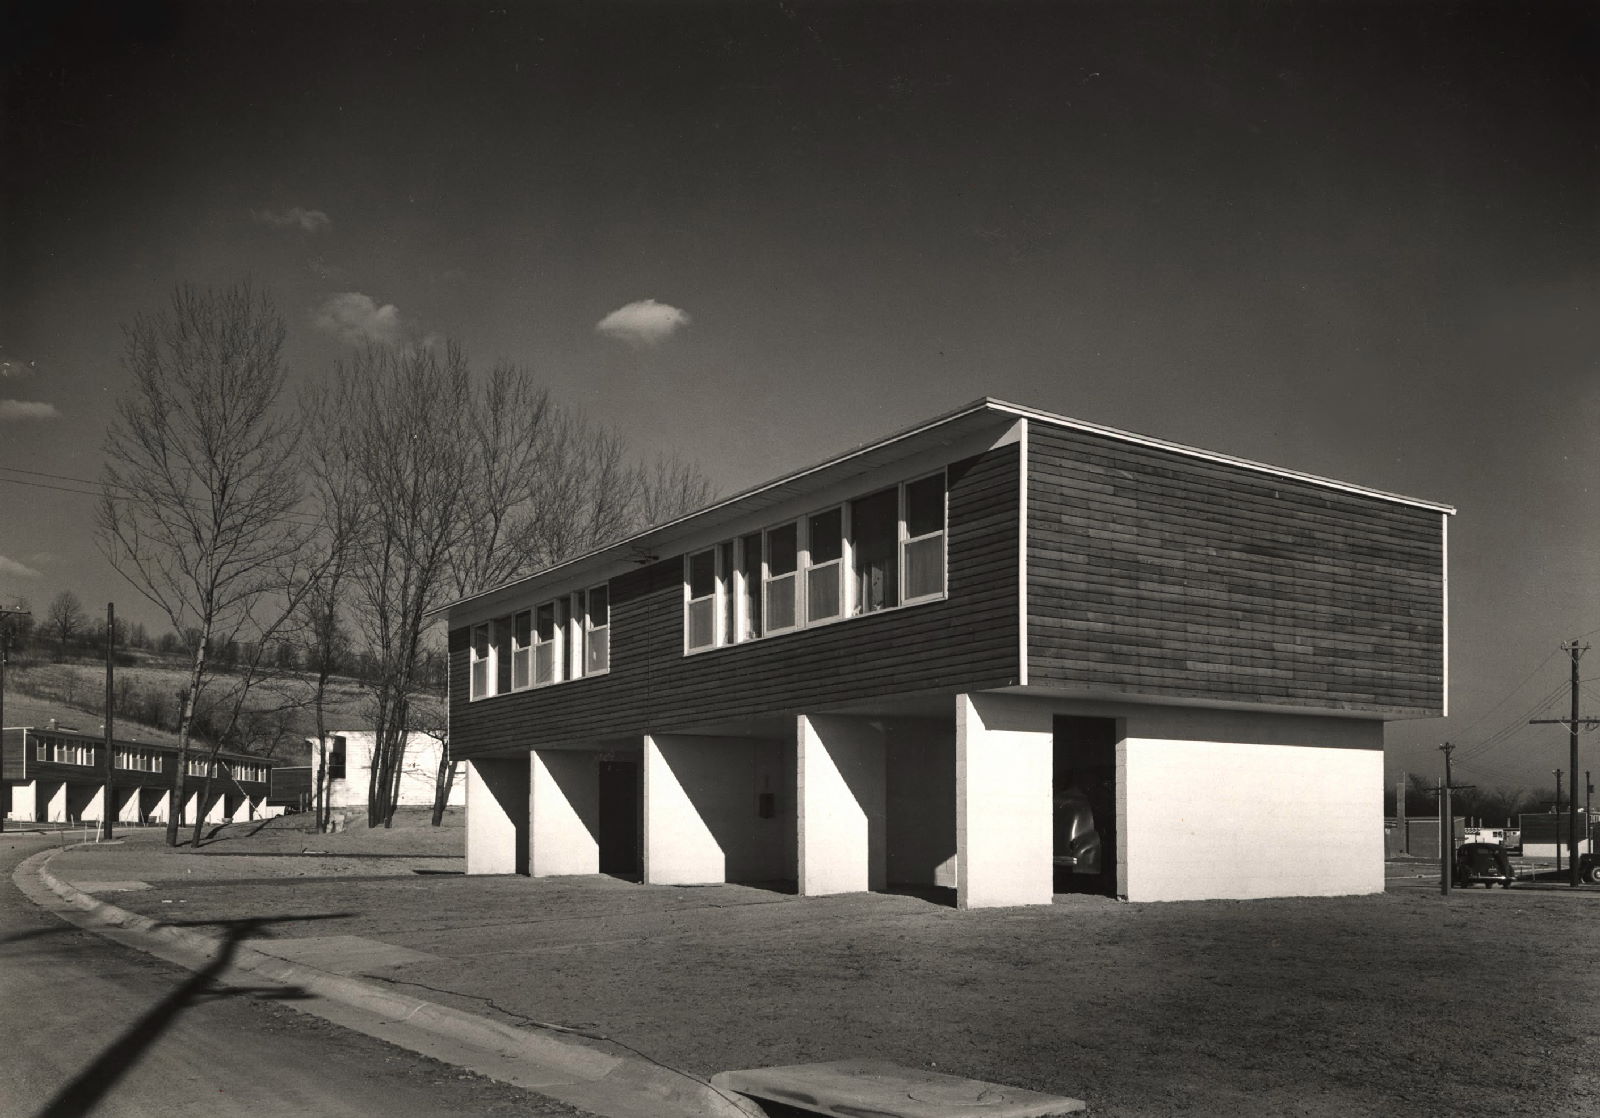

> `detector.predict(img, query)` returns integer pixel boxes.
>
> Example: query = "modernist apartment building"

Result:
[2,725,273,826]
[445,398,1450,905]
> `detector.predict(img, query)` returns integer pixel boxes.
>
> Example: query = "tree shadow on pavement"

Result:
[31,912,350,1118]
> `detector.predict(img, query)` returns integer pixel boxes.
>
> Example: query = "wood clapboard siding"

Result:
[450,445,1020,758]
[1027,423,1444,715]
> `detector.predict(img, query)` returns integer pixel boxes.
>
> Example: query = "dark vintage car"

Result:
[1580,853,1600,885]
[1453,842,1516,888]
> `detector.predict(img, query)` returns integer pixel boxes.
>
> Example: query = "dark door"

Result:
[597,760,641,878]
[1053,716,1118,896]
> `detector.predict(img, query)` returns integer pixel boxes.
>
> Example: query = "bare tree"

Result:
[98,282,305,848]
[332,342,475,827]
[44,591,85,660]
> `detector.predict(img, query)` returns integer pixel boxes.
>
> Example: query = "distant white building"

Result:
[308,731,464,811]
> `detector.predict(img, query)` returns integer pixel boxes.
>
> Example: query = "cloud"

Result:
[0,555,42,580]
[595,299,691,348]
[315,292,405,345]
[253,206,332,232]
[0,400,59,421]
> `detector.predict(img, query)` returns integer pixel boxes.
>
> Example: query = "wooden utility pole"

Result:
[1439,775,1451,896]
[1397,771,1408,854]
[0,604,33,835]
[101,602,115,841]
[1531,641,1598,887]
[1554,769,1564,877]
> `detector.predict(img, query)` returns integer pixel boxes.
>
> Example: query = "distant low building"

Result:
[1517,812,1597,859]
[304,730,463,813]
[2,725,272,826]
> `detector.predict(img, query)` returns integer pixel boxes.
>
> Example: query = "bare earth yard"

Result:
[46,817,1600,1118]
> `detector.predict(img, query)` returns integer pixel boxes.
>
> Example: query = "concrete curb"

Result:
[18,845,764,1118]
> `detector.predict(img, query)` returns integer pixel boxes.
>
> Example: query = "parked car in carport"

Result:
[1454,842,1516,888]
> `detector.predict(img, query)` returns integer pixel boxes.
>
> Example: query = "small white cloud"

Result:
[595,299,691,348]
[315,292,405,346]
[0,555,42,579]
[0,399,59,421]
[254,206,332,232]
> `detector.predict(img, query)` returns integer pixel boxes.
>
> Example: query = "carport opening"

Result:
[1054,715,1117,897]
[598,759,641,879]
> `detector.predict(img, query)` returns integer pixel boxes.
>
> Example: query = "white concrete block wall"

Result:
[9,781,37,822]
[143,788,170,824]
[530,749,599,877]
[115,786,142,823]
[645,736,727,884]
[1121,736,1384,901]
[797,715,886,896]
[43,781,67,823]
[465,756,529,875]
[956,693,1053,909]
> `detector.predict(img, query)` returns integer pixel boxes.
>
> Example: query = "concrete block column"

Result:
[529,750,599,877]
[797,714,885,896]
[43,781,67,823]
[144,788,170,824]
[9,781,37,822]
[114,786,141,824]
[465,756,530,875]
[956,693,1053,909]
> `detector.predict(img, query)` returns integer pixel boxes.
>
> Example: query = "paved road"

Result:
[0,833,584,1118]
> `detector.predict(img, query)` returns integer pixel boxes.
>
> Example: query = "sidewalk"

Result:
[25,819,1600,1118]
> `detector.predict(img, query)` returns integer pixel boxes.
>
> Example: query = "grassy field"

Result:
[52,822,1600,1118]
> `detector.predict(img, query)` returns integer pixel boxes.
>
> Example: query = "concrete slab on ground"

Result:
[711,1059,1087,1117]
[244,933,444,973]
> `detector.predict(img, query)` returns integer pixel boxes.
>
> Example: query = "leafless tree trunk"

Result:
[97,282,305,848]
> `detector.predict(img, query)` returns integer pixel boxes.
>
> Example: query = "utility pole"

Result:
[1588,771,1594,865]
[1440,744,1456,894]
[0,604,33,835]
[101,603,115,841]
[1553,769,1564,877]
[1397,771,1408,855]
[1531,640,1598,887]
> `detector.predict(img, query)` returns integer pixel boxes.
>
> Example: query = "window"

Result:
[680,467,948,652]
[902,472,946,602]
[585,585,610,674]
[534,602,561,684]
[765,523,799,634]
[851,487,899,613]
[511,610,533,690]
[805,508,844,623]
[329,736,347,780]
[470,624,491,700]
[494,615,515,696]
[686,548,718,651]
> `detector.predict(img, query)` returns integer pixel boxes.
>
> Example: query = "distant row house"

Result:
[443,397,1452,906]
[1,725,273,826]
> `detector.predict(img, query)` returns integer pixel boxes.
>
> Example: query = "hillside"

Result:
[4,654,414,765]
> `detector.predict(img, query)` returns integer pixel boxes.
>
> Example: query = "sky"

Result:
[1,1,1595,792]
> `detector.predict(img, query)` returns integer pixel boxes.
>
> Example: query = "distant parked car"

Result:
[1454,842,1516,888]
[1580,853,1600,885]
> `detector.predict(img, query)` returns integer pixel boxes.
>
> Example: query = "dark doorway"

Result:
[597,760,641,878]
[1053,716,1118,896]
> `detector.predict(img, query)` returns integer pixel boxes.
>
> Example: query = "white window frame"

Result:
[900,470,949,606]
[684,547,723,654]
[584,584,611,675]
[802,504,848,626]
[762,521,802,637]
[533,600,563,686]
[510,609,533,691]
[470,623,492,700]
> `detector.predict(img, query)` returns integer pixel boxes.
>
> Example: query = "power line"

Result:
[0,471,326,529]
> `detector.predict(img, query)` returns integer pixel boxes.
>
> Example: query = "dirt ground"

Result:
[48,818,1600,1118]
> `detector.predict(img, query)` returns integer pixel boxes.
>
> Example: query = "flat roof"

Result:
[442,396,1454,614]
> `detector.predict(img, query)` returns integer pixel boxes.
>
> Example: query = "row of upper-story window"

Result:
[684,470,948,654]
[31,741,263,781]
[469,585,610,701]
